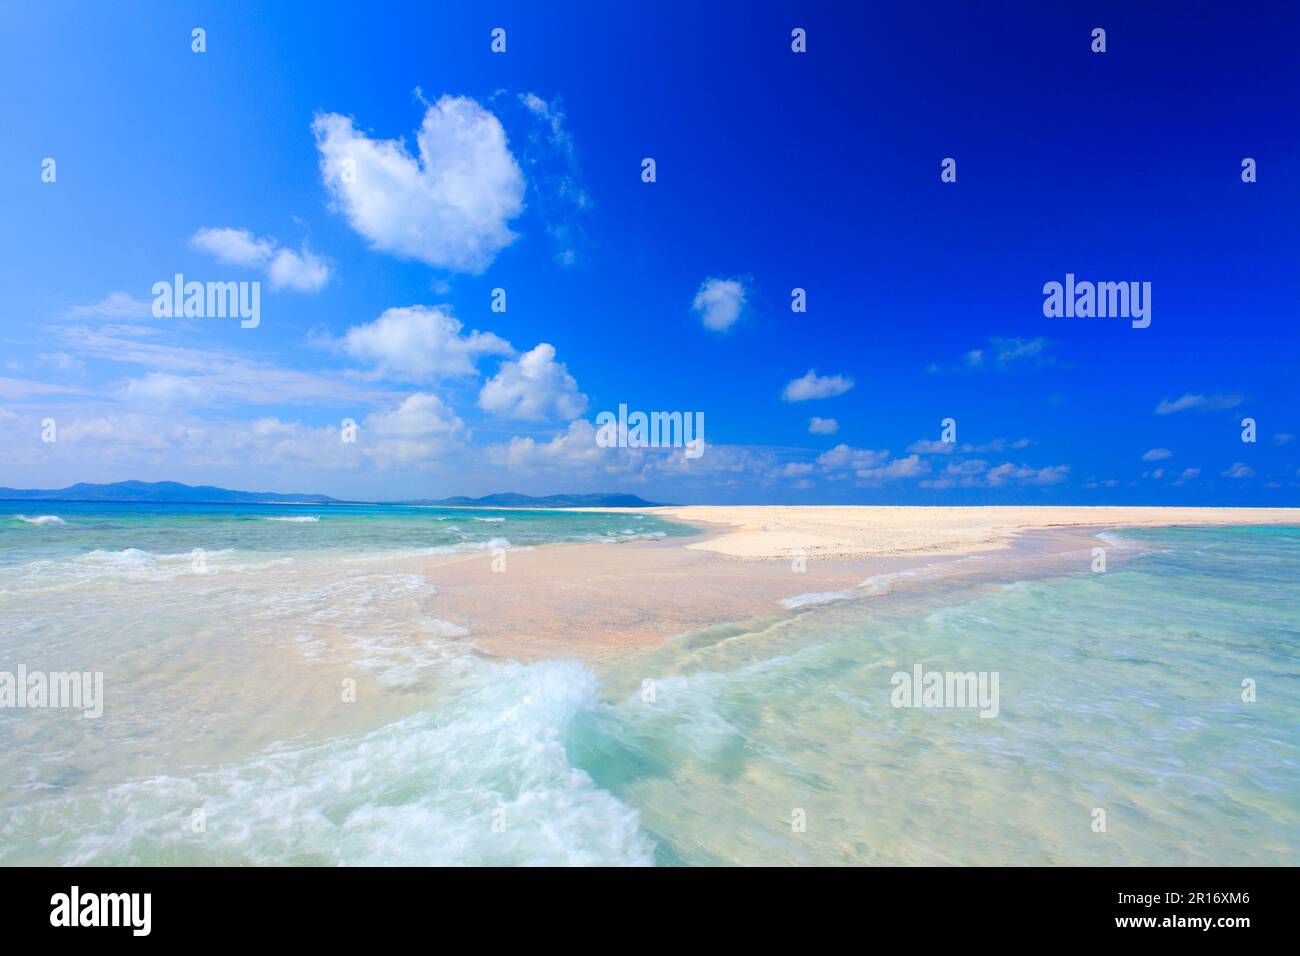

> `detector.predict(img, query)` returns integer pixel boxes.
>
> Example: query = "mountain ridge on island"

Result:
[0,480,338,504]
[0,481,665,508]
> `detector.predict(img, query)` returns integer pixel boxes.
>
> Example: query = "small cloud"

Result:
[37,352,85,374]
[62,291,155,320]
[867,454,928,479]
[1155,392,1243,415]
[908,438,954,454]
[124,372,207,405]
[692,277,748,332]
[191,227,331,293]
[1174,467,1201,485]
[817,444,885,470]
[1222,462,1255,479]
[1142,448,1173,461]
[192,226,275,266]
[968,437,1031,453]
[936,337,1055,373]
[268,248,332,292]
[782,369,854,402]
[986,462,1068,486]
[808,417,838,435]
[909,436,1031,456]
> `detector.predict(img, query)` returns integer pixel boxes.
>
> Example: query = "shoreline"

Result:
[419,506,1300,661]
[561,504,1300,559]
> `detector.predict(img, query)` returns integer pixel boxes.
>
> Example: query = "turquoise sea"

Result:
[1,504,1296,865]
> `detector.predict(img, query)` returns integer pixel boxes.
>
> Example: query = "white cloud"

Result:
[487,419,608,470]
[191,227,331,293]
[1155,392,1243,415]
[816,444,888,471]
[921,459,1068,489]
[37,352,85,374]
[61,327,396,408]
[124,372,208,405]
[61,291,155,320]
[516,92,590,266]
[0,377,86,399]
[478,343,587,421]
[909,437,1033,455]
[808,416,838,435]
[1222,462,1255,479]
[986,463,1068,486]
[863,454,928,480]
[1142,448,1173,461]
[267,248,331,292]
[782,369,854,402]
[692,277,747,331]
[192,227,275,266]
[313,96,525,273]
[813,443,930,483]
[362,392,467,465]
[934,337,1056,373]
[343,306,513,381]
[908,439,954,454]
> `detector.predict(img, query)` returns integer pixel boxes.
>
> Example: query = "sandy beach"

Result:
[423,505,1300,659]
[586,505,1300,559]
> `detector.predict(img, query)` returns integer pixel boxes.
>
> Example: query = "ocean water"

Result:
[1,507,1296,866]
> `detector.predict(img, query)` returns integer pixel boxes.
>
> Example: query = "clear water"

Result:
[1,507,1296,866]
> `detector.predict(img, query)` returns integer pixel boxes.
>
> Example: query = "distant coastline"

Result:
[0,480,664,509]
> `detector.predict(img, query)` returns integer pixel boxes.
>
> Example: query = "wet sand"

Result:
[422,506,1300,660]
[421,534,908,661]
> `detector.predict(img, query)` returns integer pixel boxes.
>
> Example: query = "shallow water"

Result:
[1,507,1296,865]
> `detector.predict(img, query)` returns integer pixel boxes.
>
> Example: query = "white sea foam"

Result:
[781,589,853,609]
[1094,531,1136,551]
[0,659,654,866]
[266,516,320,523]
[460,536,510,550]
[473,517,506,523]
[14,515,65,526]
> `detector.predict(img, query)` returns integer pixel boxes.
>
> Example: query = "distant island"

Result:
[0,480,338,504]
[0,481,664,508]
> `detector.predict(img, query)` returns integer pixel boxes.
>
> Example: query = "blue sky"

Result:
[1,0,1297,504]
